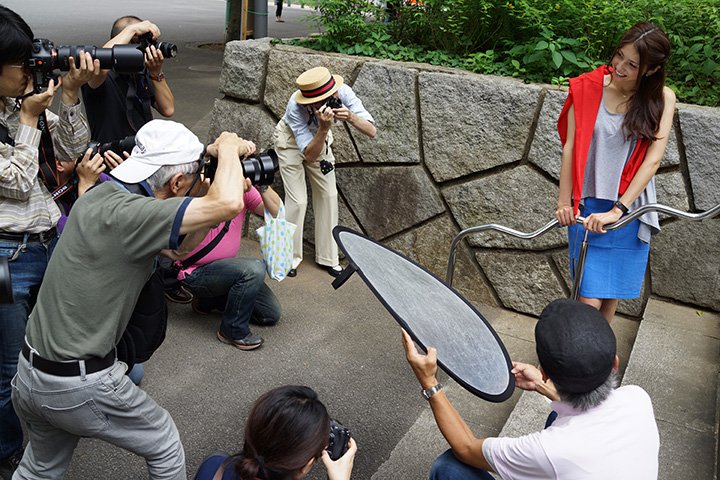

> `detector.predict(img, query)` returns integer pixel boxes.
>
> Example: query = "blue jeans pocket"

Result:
[41,399,109,436]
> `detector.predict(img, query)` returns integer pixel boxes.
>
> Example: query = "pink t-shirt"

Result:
[176,188,263,280]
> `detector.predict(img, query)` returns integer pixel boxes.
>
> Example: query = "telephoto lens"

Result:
[240,149,279,186]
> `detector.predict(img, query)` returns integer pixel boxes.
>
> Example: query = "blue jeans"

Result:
[11,355,186,479]
[429,450,494,480]
[183,258,281,339]
[0,235,56,458]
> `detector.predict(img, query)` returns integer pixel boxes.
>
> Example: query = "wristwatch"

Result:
[421,383,443,400]
[258,185,269,192]
[614,200,628,214]
[150,72,165,82]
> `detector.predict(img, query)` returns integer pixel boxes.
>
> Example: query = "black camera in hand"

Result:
[203,148,279,187]
[327,419,351,461]
[324,95,342,110]
[29,38,145,91]
[85,135,136,159]
[0,257,14,305]
[138,32,177,59]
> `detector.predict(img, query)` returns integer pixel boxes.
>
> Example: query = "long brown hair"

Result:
[610,22,671,141]
[233,385,331,480]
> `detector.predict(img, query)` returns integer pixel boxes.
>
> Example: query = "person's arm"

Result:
[511,362,560,401]
[332,105,376,138]
[401,329,494,471]
[145,45,174,117]
[555,103,576,226]
[75,149,106,196]
[88,20,161,89]
[178,132,254,234]
[60,51,100,107]
[302,105,334,163]
[253,187,281,218]
[583,86,677,234]
[160,225,212,261]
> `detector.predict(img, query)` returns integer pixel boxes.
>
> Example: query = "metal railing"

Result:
[446,203,720,300]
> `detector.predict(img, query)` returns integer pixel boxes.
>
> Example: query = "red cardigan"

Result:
[557,66,649,214]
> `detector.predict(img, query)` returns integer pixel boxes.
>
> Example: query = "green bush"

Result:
[291,0,720,107]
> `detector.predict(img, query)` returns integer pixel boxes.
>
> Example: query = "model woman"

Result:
[555,22,676,322]
[194,385,357,480]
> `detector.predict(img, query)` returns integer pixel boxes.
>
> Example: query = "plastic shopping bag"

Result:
[256,201,296,281]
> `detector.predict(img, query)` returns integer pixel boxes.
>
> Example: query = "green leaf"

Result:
[552,51,563,69]
[702,58,718,76]
[511,59,521,69]
[688,43,703,55]
[535,40,549,50]
[561,50,578,64]
[697,311,704,317]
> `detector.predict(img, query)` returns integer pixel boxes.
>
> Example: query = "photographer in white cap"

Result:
[11,119,255,479]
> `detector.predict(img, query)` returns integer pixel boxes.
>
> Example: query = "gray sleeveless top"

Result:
[581,90,659,243]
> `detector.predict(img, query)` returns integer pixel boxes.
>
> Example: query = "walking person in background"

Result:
[555,22,676,322]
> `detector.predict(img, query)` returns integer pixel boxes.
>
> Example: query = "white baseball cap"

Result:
[110,120,204,184]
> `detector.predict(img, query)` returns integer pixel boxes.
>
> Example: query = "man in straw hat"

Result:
[11,120,256,479]
[402,298,659,479]
[274,66,376,278]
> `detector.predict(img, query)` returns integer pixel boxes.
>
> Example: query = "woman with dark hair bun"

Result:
[555,22,676,323]
[194,385,357,480]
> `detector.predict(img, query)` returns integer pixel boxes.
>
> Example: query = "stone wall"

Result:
[209,39,720,317]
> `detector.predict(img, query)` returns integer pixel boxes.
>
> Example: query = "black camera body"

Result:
[325,95,343,109]
[86,135,136,159]
[204,148,279,187]
[29,38,145,90]
[327,419,351,461]
[138,32,177,59]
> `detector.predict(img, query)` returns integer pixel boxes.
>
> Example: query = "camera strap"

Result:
[0,123,13,146]
[178,220,232,270]
[36,111,61,194]
[125,72,153,132]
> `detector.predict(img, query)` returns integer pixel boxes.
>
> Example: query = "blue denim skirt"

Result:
[568,197,649,299]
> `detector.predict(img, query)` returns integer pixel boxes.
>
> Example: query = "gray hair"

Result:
[145,160,200,192]
[555,372,618,412]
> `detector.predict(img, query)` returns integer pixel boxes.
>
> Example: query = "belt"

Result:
[0,227,57,244]
[21,342,116,377]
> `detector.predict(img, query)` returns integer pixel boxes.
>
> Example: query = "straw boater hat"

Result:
[294,67,344,105]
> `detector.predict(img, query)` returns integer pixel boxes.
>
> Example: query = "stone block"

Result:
[655,170,689,220]
[475,250,565,316]
[339,165,445,240]
[677,105,720,210]
[208,98,278,151]
[444,165,566,250]
[528,88,566,180]
[419,72,542,182]
[218,39,272,102]
[352,62,420,164]
[660,115,681,168]
[385,215,497,307]
[650,219,720,310]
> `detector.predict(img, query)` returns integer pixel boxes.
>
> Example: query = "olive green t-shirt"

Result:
[26,181,191,361]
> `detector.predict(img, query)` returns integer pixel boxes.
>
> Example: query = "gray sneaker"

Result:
[216,331,264,350]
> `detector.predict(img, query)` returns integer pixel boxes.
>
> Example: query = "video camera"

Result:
[203,148,279,187]
[29,38,145,90]
[0,257,13,305]
[327,419,351,461]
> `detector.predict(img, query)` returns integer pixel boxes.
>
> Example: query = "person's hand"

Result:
[19,79,57,125]
[401,328,439,390]
[206,132,255,159]
[331,104,352,122]
[103,150,129,170]
[582,208,623,234]
[62,51,100,94]
[316,104,335,128]
[145,45,165,76]
[511,362,543,392]
[76,149,106,190]
[128,20,161,42]
[554,204,576,226]
[321,437,357,480]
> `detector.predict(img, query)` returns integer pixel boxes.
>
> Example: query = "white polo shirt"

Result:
[483,385,659,479]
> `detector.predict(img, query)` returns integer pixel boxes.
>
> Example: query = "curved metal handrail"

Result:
[446,202,720,293]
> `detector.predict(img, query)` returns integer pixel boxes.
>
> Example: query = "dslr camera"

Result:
[327,419,351,461]
[85,135,136,159]
[29,38,145,90]
[203,148,279,187]
[324,95,342,110]
[138,32,177,59]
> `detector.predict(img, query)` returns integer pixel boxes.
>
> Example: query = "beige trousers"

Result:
[274,119,338,268]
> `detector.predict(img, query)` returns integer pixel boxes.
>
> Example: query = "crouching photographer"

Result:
[0,5,99,477]
[11,120,255,478]
[163,147,283,351]
[194,385,357,480]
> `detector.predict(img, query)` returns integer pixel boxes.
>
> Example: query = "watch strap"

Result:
[614,200,628,214]
[422,382,443,400]
[150,72,165,82]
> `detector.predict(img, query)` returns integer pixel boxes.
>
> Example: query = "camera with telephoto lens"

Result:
[138,32,177,59]
[203,148,279,187]
[28,39,146,90]
[327,419,351,461]
[85,135,136,159]
[324,95,342,110]
[0,257,14,305]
